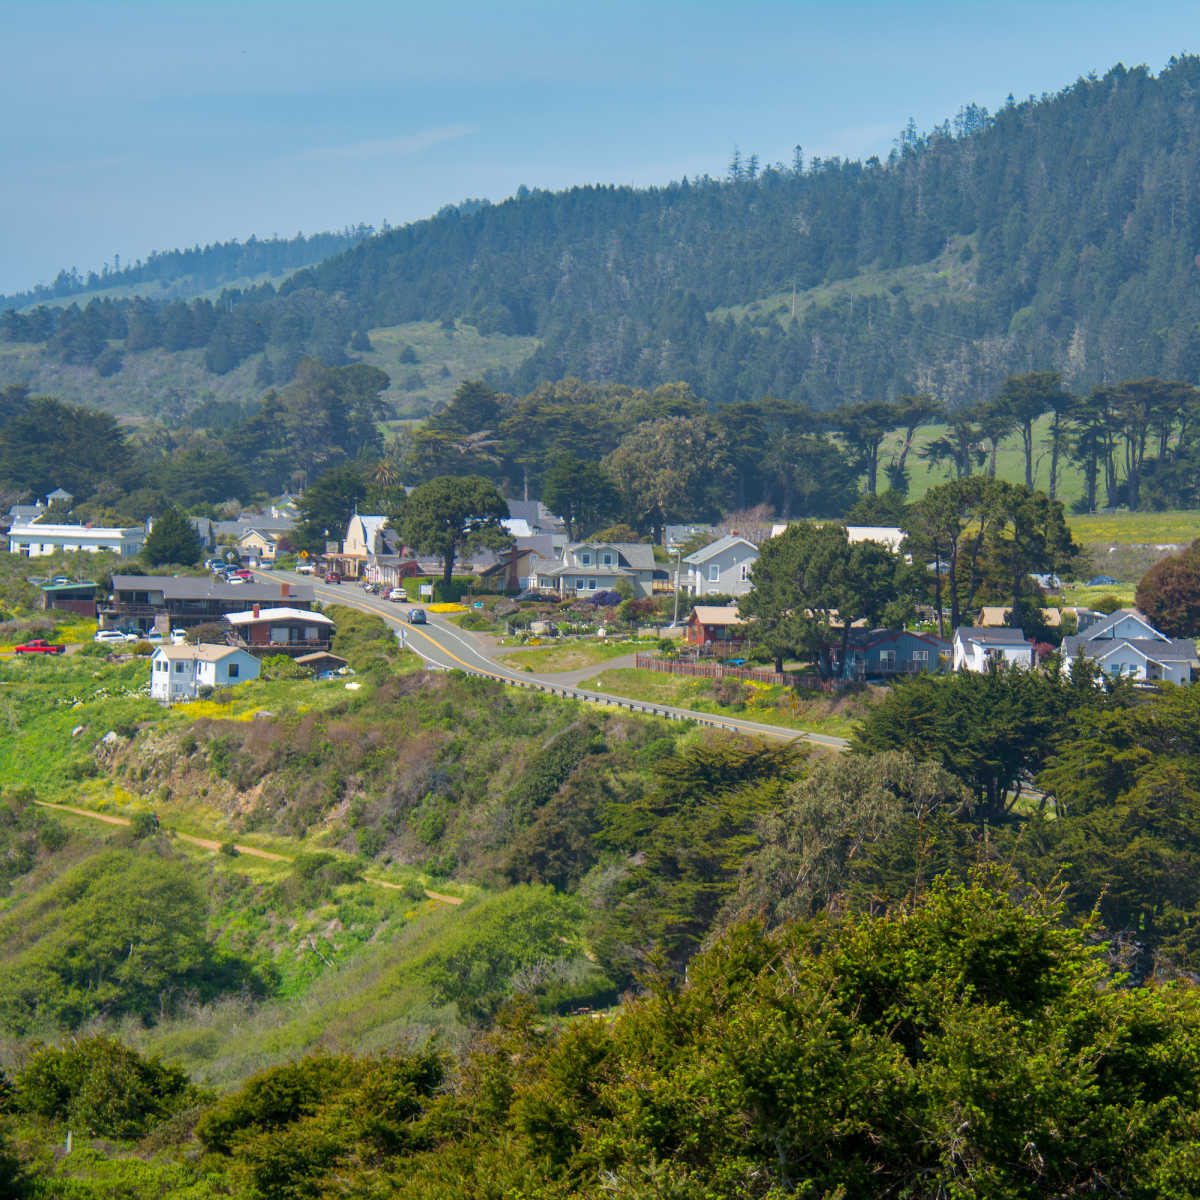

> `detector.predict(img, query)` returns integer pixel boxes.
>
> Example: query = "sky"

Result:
[1,0,1197,295]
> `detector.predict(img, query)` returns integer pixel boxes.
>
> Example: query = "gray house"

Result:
[534,542,665,598]
[682,535,759,597]
[831,629,949,679]
[952,627,1035,672]
[1061,609,1199,684]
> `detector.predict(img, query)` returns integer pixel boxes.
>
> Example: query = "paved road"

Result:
[275,571,849,749]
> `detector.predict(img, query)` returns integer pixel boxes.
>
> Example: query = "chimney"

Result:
[253,603,260,618]
[280,581,290,598]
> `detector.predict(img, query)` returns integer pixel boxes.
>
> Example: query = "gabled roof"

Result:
[225,607,334,627]
[1064,634,1199,665]
[568,541,657,571]
[690,605,743,625]
[152,643,245,663]
[683,534,758,565]
[1079,609,1166,643]
[237,527,279,543]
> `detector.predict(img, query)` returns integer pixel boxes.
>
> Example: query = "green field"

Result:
[498,638,653,673]
[360,319,539,417]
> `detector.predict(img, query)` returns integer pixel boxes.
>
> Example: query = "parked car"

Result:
[15,639,65,655]
[296,563,316,575]
[386,587,409,602]
[407,608,427,624]
[170,629,187,644]
[325,572,342,585]
[1087,575,1119,587]
[145,629,166,643]
[94,629,136,644]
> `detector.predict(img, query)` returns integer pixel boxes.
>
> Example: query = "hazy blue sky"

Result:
[1,0,1195,294]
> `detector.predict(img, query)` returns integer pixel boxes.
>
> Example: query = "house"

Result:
[952,627,1035,672]
[685,605,745,647]
[102,575,313,634]
[45,488,73,507]
[504,499,566,543]
[1061,609,1200,684]
[534,542,666,598]
[224,605,335,657]
[325,514,398,580]
[830,629,949,679]
[149,644,259,703]
[845,526,906,553]
[38,580,98,618]
[8,522,145,557]
[237,528,280,563]
[682,535,759,597]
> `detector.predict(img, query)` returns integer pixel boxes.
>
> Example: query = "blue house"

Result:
[830,629,949,680]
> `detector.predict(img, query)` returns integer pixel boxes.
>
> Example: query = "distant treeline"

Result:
[0,226,374,311]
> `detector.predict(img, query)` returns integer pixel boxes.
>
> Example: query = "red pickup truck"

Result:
[14,639,65,655]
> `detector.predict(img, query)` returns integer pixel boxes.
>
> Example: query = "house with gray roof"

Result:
[102,574,313,634]
[534,542,665,598]
[952,626,1035,672]
[682,534,759,597]
[1061,609,1199,684]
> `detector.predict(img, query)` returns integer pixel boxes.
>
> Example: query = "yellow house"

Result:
[237,528,279,562]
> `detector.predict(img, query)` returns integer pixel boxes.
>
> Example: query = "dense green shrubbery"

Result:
[14,1036,199,1139]
[0,850,259,1033]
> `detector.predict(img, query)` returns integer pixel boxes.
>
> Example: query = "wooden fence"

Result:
[634,653,805,688]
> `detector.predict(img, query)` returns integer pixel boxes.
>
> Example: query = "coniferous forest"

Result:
[9,59,1200,413]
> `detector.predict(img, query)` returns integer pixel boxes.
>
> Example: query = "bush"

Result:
[261,654,307,681]
[14,1036,197,1139]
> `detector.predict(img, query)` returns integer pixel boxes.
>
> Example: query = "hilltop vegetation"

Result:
[10,59,1200,418]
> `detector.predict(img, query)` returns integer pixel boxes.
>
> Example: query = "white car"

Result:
[170,629,187,645]
[296,563,316,575]
[94,629,136,644]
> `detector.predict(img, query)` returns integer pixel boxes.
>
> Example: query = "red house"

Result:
[685,605,745,647]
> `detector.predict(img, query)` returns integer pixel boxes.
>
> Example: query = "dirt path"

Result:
[34,801,462,903]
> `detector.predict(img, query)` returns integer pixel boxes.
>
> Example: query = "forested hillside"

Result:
[7,58,1200,415]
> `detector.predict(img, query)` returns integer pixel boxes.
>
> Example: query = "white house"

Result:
[150,644,260,703]
[8,522,145,557]
[1061,609,1199,684]
[952,627,1035,672]
[682,535,759,597]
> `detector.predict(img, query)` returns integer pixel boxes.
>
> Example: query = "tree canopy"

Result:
[400,475,510,585]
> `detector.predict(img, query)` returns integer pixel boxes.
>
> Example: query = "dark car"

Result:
[1087,575,1119,587]
[407,608,427,624]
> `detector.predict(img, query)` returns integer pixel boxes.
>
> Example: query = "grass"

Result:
[498,639,654,673]
[359,319,539,418]
[587,666,876,738]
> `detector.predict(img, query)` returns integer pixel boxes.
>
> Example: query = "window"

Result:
[227,663,239,679]
[739,564,749,581]
[175,662,186,673]
[911,649,928,663]
[587,578,597,590]
[575,577,585,589]
[879,649,896,670]
[580,552,592,565]
[601,551,614,566]
[709,564,720,582]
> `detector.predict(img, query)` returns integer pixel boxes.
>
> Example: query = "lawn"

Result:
[587,666,878,738]
[498,639,655,673]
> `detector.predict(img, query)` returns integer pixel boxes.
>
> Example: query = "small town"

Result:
[4,5,1200,1197]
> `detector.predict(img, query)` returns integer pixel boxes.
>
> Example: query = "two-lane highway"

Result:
[269,571,848,749]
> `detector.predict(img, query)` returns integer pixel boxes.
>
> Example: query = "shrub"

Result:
[14,1036,197,1139]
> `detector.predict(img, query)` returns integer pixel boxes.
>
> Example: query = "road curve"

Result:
[281,572,848,749]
